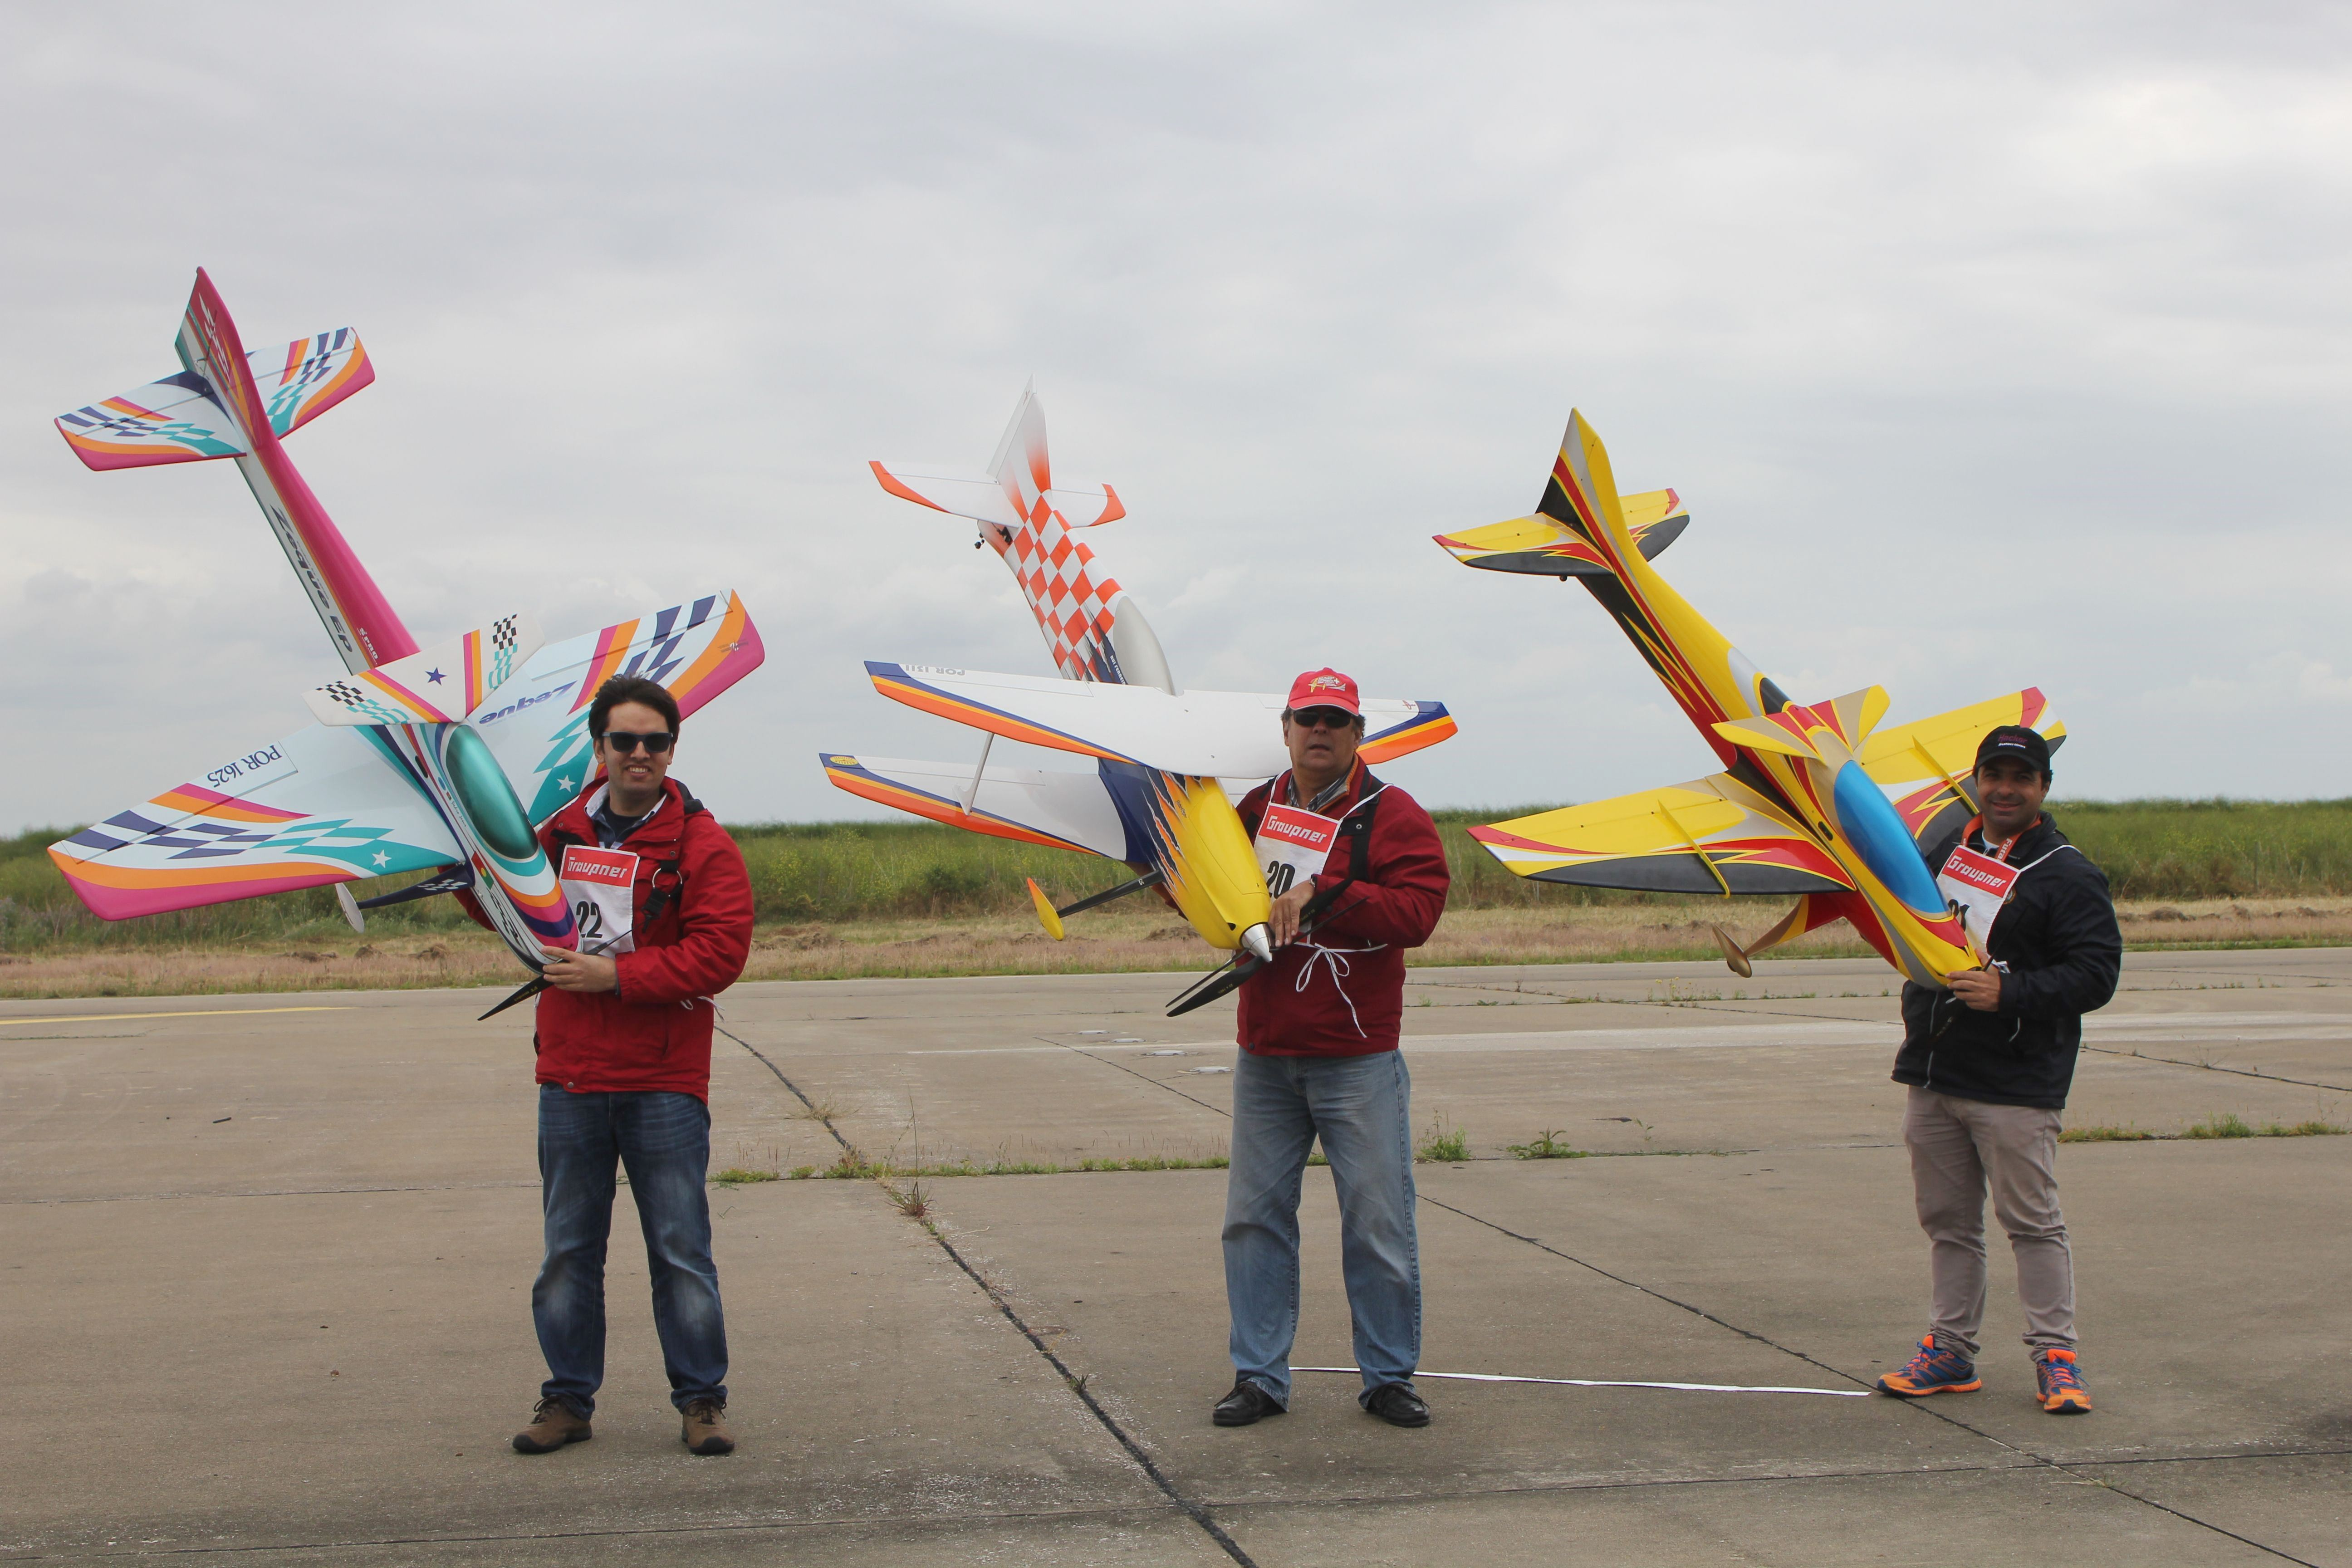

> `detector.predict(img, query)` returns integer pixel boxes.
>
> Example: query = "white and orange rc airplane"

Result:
[824,387,1457,1000]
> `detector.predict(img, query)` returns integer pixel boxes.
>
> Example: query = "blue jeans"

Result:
[535,1086,728,1416]
[1223,1048,1420,1406]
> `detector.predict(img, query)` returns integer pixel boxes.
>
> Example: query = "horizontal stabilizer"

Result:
[56,373,251,470]
[306,614,543,726]
[1434,488,1687,577]
[54,328,372,472]
[247,328,374,437]
[866,662,1453,779]
[821,752,1132,859]
[1470,773,1855,896]
[1858,687,2065,847]
[871,460,1126,530]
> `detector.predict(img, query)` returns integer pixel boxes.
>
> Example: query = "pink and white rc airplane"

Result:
[48,270,764,976]
[823,386,1457,972]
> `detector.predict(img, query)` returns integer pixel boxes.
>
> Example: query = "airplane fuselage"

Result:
[1542,431,1978,987]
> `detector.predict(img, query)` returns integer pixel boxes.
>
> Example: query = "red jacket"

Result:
[463,777,754,1100]
[1235,763,1450,1057]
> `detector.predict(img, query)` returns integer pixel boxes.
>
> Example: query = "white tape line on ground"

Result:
[1294,1367,1869,1397]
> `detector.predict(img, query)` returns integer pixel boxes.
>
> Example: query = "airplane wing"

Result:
[820,753,1134,859]
[866,662,1454,779]
[470,590,765,823]
[1433,488,1688,576]
[49,724,464,920]
[1857,687,2065,847]
[1470,773,1856,895]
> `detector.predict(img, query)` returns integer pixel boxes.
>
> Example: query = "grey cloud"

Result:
[4,1,2348,836]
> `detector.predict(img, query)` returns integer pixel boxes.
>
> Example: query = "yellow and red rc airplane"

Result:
[1436,412,2063,988]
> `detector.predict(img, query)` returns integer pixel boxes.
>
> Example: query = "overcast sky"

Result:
[5,1,2348,837]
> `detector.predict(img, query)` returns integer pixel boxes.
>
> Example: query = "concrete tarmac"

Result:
[3,948,2346,1565]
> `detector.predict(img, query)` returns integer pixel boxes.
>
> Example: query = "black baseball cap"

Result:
[1975,725,2052,776]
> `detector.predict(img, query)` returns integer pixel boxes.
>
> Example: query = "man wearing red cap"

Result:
[1211,669,1451,1431]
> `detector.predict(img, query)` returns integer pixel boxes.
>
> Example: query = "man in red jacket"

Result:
[1212,669,1450,1431]
[481,676,755,1459]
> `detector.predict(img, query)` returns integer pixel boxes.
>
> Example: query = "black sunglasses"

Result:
[1290,707,1357,731]
[598,730,675,755]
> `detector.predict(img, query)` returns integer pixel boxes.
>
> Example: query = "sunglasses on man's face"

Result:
[1291,707,1356,731]
[598,730,675,755]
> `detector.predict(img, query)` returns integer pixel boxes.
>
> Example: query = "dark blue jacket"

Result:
[1892,814,2122,1110]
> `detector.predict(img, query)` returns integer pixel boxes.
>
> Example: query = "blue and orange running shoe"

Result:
[2034,1348,2092,1413]
[1877,1335,1983,1397]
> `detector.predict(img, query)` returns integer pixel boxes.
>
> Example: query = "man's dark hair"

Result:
[590,676,681,740]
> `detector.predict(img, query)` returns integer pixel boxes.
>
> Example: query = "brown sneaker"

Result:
[680,1397,735,1455]
[512,1396,592,1454]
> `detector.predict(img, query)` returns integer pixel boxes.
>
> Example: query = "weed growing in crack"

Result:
[1417,1114,1470,1163]
[1506,1129,1585,1160]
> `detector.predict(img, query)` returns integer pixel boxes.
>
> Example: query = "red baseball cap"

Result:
[1285,668,1361,716]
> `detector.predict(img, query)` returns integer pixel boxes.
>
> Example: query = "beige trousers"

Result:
[1903,1086,2076,1358]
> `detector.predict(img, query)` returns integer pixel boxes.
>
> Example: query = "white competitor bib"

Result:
[1936,844,2019,962]
[1255,802,1343,898]
[560,845,639,956]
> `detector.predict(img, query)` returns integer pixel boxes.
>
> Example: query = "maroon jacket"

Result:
[462,777,754,1100]
[1234,762,1450,1057]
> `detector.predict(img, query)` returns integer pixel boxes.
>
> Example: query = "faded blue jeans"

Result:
[535,1086,728,1417]
[1223,1048,1420,1406]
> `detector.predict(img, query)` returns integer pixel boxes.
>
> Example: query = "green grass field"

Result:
[5,798,2350,956]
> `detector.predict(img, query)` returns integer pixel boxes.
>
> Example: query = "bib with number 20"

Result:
[560,845,639,956]
[1254,803,1342,898]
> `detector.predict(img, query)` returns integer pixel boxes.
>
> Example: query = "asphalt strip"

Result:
[1293,1367,1872,1397]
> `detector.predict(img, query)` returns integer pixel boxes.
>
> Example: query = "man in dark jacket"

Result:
[1211,669,1451,1431]
[469,676,755,1458]
[1877,725,2120,1415]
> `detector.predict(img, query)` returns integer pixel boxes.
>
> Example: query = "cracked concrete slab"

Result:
[3,947,2346,1566]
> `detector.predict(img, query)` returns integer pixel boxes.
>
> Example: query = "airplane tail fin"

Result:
[872,384,1164,688]
[63,269,417,673]
[57,288,372,471]
[1433,412,1686,578]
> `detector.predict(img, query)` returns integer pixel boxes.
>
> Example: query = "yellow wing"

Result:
[1857,688,2065,846]
[1470,773,1855,896]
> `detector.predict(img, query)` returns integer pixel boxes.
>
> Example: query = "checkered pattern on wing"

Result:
[489,615,519,687]
[322,681,412,726]
[1007,510,1122,681]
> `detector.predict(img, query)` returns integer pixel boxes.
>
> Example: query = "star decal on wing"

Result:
[372,849,391,867]
[426,668,445,684]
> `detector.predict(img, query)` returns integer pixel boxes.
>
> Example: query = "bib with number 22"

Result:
[560,845,639,956]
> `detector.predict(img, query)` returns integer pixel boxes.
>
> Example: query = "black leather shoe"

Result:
[1362,1381,1431,1427]
[1212,1379,1287,1426]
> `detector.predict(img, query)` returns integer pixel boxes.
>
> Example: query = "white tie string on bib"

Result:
[1292,940,1385,1037]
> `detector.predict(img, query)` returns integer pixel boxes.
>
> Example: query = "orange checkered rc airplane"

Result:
[1438,412,2063,987]
[823,386,1457,974]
